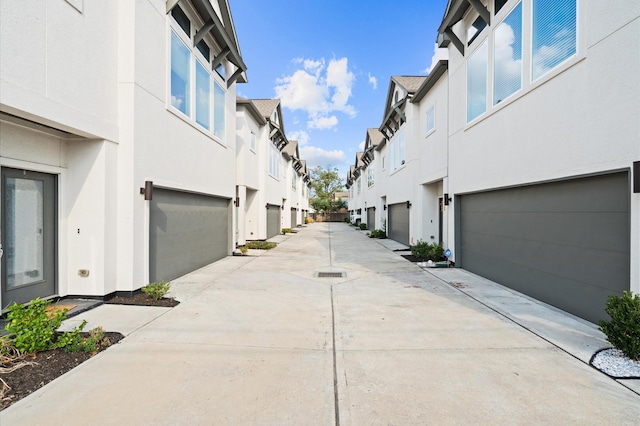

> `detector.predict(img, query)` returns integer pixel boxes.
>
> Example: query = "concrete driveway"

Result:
[2,222,639,425]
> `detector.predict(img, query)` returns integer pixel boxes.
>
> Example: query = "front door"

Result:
[1,168,57,308]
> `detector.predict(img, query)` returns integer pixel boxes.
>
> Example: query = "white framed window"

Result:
[269,144,280,178]
[357,178,361,195]
[367,165,375,187]
[291,169,297,190]
[531,0,577,81]
[493,1,522,105]
[467,40,488,122]
[250,131,256,151]
[381,155,386,170]
[463,0,577,123]
[389,128,406,172]
[168,5,228,141]
[426,105,435,134]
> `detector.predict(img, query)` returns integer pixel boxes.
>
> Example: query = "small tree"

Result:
[309,165,345,213]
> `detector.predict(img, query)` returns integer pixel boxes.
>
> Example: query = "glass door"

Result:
[1,168,57,308]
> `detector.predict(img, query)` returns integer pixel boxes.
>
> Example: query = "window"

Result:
[532,0,577,80]
[213,81,225,138]
[463,0,577,123]
[494,2,522,105]
[467,40,488,122]
[426,106,435,134]
[390,128,406,172]
[170,31,190,116]
[382,155,386,170]
[357,178,361,195]
[291,170,297,190]
[468,15,488,45]
[269,144,280,178]
[250,132,256,150]
[367,165,375,187]
[195,60,210,129]
[169,5,228,141]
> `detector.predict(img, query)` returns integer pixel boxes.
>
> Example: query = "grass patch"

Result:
[245,241,277,250]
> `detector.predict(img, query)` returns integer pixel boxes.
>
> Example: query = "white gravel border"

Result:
[591,348,640,378]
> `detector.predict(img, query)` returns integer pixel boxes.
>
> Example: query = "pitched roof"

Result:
[366,128,385,148]
[392,76,428,93]
[251,99,281,119]
[283,139,299,158]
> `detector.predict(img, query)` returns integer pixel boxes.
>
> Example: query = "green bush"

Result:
[5,298,67,353]
[344,217,350,223]
[4,298,103,354]
[141,281,171,300]
[410,240,445,261]
[359,223,368,230]
[599,291,640,360]
[246,241,277,250]
[370,229,387,239]
[281,228,294,234]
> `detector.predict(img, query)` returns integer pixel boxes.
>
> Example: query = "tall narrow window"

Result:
[213,81,225,139]
[170,31,190,116]
[467,15,487,45]
[426,106,435,133]
[250,132,256,150]
[494,2,522,105]
[367,165,375,187]
[532,0,577,80]
[195,61,211,130]
[467,40,488,122]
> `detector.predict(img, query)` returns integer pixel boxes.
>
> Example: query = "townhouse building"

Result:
[348,0,639,323]
[236,99,310,243]
[0,0,306,309]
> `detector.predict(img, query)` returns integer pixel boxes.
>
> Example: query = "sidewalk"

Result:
[2,222,638,425]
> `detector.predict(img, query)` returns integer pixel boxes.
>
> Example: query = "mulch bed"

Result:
[104,293,179,307]
[401,254,427,262]
[0,332,124,411]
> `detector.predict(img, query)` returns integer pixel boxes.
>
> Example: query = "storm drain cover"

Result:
[317,272,345,278]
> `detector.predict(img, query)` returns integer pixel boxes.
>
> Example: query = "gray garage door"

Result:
[290,208,297,228]
[367,208,376,230]
[150,189,230,283]
[458,172,630,323]
[266,204,280,238]
[388,203,410,245]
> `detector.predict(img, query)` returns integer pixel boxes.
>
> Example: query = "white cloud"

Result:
[425,44,449,74]
[275,57,357,130]
[308,115,338,130]
[358,140,365,151]
[368,73,378,90]
[300,145,345,167]
[494,22,522,102]
[289,130,309,146]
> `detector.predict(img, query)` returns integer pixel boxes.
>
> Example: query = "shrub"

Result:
[56,324,108,354]
[410,240,445,261]
[304,217,314,224]
[359,223,368,230]
[281,228,294,234]
[141,281,171,300]
[5,298,67,353]
[370,229,387,239]
[239,245,248,255]
[599,291,640,360]
[4,298,104,354]
[246,241,277,250]
[344,217,350,223]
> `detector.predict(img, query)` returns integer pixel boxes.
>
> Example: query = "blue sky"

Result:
[232,0,449,178]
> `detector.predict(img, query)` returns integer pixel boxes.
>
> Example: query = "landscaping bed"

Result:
[105,292,179,307]
[0,331,124,411]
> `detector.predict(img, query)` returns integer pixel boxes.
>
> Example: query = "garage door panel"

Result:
[388,203,410,245]
[459,172,630,323]
[367,209,375,230]
[150,189,229,283]
[464,211,629,252]
[267,205,280,239]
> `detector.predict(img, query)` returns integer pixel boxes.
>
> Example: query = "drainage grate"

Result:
[318,272,345,278]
